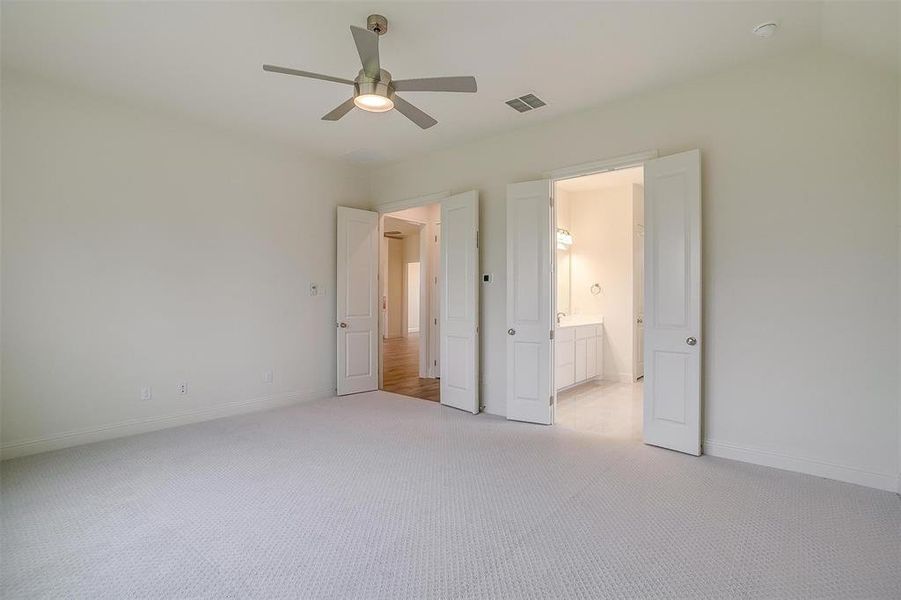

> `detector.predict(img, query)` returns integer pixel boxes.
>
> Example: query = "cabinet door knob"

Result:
[507,328,516,336]
[686,336,697,346]
[338,322,348,328]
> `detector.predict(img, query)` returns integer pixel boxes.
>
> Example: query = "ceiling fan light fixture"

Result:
[353,80,396,113]
[354,93,394,112]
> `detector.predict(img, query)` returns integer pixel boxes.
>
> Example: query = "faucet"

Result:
[556,312,567,325]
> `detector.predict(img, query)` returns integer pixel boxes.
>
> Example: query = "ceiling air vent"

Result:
[506,93,547,113]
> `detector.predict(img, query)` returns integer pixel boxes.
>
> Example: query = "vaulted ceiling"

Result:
[3,2,896,164]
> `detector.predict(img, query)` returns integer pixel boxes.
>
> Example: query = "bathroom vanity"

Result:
[555,316,603,391]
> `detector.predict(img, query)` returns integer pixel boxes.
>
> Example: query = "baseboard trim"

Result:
[1,387,334,461]
[600,373,634,383]
[704,439,899,492]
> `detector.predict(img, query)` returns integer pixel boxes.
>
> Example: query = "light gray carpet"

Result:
[2,391,899,599]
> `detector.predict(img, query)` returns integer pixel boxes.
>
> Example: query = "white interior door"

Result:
[440,191,479,413]
[505,180,553,424]
[643,150,702,455]
[430,222,441,378]
[635,225,645,379]
[336,207,379,396]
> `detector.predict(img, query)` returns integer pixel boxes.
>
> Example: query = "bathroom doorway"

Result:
[506,149,700,454]
[553,166,645,439]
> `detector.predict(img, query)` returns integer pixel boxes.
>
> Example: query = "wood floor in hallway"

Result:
[381,333,440,402]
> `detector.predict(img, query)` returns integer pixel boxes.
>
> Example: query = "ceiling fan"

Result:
[263,14,477,129]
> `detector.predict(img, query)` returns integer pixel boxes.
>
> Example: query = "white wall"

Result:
[555,189,572,316]
[569,185,635,382]
[0,73,368,457]
[371,49,900,491]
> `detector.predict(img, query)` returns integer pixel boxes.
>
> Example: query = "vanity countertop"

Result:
[557,315,604,328]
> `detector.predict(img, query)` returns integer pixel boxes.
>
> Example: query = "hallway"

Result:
[381,333,440,402]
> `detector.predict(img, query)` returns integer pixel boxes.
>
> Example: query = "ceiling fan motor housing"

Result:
[355,79,395,102]
[367,14,388,35]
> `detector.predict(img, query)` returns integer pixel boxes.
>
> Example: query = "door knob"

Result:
[338,322,348,328]
[507,328,516,336]
[686,336,697,346]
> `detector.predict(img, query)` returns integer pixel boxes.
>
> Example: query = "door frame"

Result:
[633,222,645,381]
[375,191,450,391]
[544,150,658,415]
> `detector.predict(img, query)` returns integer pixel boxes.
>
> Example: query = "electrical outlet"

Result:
[177,382,187,395]
[140,386,152,401]
[263,370,274,384]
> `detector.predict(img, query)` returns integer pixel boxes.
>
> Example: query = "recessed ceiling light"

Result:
[753,22,778,38]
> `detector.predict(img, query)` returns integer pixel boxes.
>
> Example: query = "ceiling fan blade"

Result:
[262,65,354,85]
[393,76,477,93]
[394,95,437,129]
[350,26,380,78]
[321,98,356,121]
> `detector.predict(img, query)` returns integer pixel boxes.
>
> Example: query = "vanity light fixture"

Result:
[556,228,573,250]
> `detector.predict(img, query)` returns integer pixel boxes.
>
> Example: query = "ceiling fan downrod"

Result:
[367,14,388,36]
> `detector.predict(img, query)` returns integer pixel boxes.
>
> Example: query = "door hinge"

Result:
[550,196,554,208]
[549,395,554,406]
[434,318,438,325]
[550,330,554,340]
[476,230,479,249]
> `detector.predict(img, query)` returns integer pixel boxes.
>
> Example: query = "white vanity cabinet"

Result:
[555,322,603,391]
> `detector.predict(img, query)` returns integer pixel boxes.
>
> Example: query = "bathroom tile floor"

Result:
[555,379,643,440]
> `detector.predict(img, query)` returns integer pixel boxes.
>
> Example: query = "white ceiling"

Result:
[557,166,643,193]
[383,216,421,237]
[2,2,896,165]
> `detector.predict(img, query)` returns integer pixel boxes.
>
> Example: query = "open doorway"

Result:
[337,190,478,413]
[506,151,699,454]
[380,205,441,403]
[553,167,644,439]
